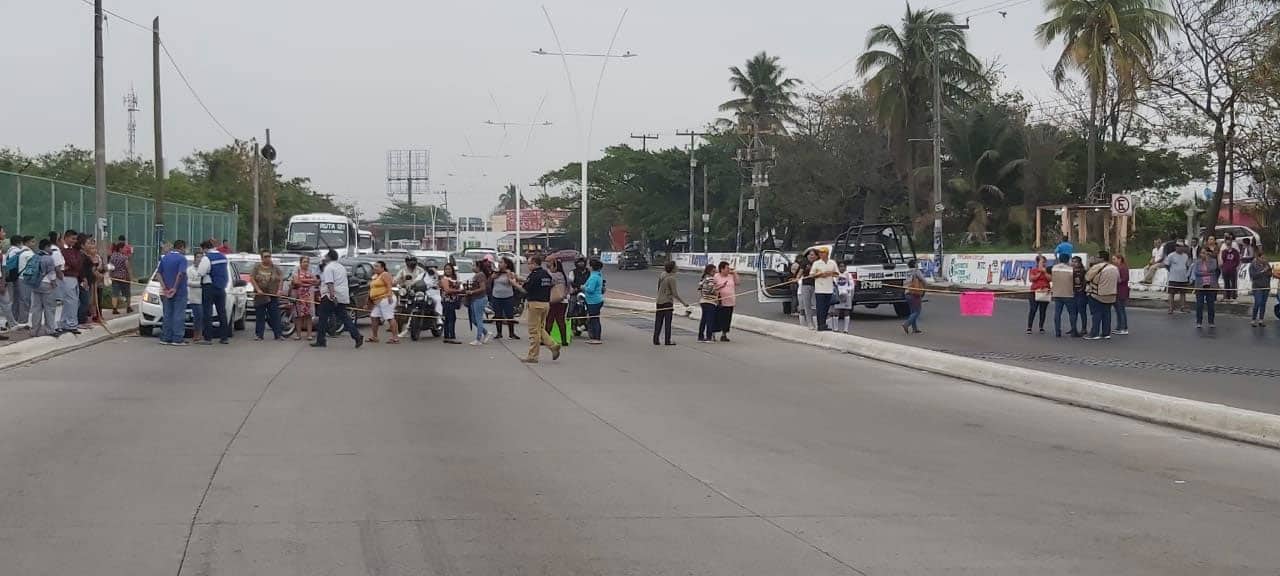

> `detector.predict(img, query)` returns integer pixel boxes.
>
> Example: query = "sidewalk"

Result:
[940,281,1266,316]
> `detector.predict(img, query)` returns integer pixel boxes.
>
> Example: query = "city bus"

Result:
[284,213,358,259]
[357,229,374,255]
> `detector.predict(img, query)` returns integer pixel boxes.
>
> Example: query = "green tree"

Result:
[857,5,987,228]
[373,199,450,227]
[718,52,802,134]
[493,183,531,214]
[942,105,1028,243]
[1035,0,1174,197]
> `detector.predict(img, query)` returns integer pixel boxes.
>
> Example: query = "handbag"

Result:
[1034,289,1051,303]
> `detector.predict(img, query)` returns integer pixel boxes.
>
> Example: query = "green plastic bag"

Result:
[550,321,572,346]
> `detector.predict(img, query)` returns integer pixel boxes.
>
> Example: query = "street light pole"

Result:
[532,7,635,258]
[932,22,968,279]
[92,0,107,242]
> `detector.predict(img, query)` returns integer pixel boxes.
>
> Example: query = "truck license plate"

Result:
[860,281,883,289]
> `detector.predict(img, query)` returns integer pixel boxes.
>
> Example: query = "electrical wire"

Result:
[957,0,1033,18]
[159,40,238,140]
[77,0,150,32]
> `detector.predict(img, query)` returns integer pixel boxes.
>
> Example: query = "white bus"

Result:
[356,229,374,255]
[284,213,358,259]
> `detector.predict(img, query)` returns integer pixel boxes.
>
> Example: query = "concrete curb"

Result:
[604,299,1280,449]
[0,314,139,372]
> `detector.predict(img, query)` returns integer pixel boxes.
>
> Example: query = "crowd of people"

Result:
[788,246,928,335]
[0,227,138,340]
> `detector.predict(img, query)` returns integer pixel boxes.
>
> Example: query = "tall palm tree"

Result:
[719,52,802,135]
[943,106,1028,243]
[1035,0,1174,197]
[857,5,987,226]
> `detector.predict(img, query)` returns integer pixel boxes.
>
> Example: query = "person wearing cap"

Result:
[809,246,840,331]
[1160,240,1193,314]
[1084,250,1119,340]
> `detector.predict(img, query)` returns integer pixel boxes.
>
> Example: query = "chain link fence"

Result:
[0,170,238,278]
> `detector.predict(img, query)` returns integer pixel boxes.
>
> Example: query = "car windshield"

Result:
[453,259,475,274]
[285,222,348,251]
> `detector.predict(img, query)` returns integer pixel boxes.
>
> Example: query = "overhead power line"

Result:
[159,41,237,140]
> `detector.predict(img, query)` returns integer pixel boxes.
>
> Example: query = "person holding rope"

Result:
[290,255,318,342]
[653,260,688,346]
[796,249,817,330]
[1084,250,1118,341]
[1026,254,1050,334]
[491,257,522,340]
[1050,254,1079,337]
[902,258,926,334]
[809,248,839,332]
[545,258,571,345]
[367,260,400,344]
[248,250,286,341]
[439,262,463,344]
[520,254,562,363]
[466,258,493,345]
[312,250,364,349]
[1193,245,1220,329]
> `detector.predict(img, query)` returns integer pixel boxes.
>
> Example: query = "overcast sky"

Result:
[3,0,1074,220]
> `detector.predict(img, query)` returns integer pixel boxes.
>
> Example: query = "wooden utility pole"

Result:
[93,0,107,242]
[629,133,659,152]
[151,17,165,235]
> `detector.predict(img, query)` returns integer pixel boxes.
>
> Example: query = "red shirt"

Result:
[217,245,232,254]
[1029,267,1050,291]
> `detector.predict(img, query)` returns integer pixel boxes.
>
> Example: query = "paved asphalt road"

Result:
[603,268,1280,415]
[2,317,1279,574]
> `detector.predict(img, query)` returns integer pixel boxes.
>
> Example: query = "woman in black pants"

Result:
[696,264,718,342]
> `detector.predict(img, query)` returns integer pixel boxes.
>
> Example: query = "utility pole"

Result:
[251,140,260,252]
[263,129,274,250]
[931,21,968,278]
[735,122,776,254]
[677,130,709,253]
[629,133,659,152]
[702,160,709,257]
[93,0,107,242]
[151,17,165,252]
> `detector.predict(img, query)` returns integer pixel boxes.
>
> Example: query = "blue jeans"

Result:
[904,295,922,331]
[1052,297,1077,336]
[698,303,717,340]
[1114,299,1128,331]
[255,297,283,339]
[202,285,230,342]
[161,292,188,343]
[188,301,203,337]
[492,296,516,336]
[1252,290,1268,321]
[586,302,603,340]
[1073,293,1088,331]
[443,303,458,340]
[1196,290,1216,325]
[1088,297,1112,337]
[59,277,80,330]
[468,296,489,342]
[814,292,834,331]
[315,299,360,346]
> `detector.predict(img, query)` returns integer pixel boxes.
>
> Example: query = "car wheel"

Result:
[233,314,245,331]
[893,302,911,318]
[139,325,154,337]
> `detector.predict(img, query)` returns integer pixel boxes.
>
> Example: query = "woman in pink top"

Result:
[714,261,740,342]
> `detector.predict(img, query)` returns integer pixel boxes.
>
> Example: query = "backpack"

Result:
[3,251,19,283]
[21,253,46,289]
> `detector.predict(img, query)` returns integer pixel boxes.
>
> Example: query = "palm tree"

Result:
[719,52,802,135]
[857,5,987,226]
[1035,0,1174,196]
[943,106,1027,243]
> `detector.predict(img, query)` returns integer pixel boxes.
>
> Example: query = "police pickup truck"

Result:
[757,222,917,318]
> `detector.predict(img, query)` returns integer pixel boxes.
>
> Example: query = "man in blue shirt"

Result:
[1054,235,1074,263]
[196,240,231,344]
[158,240,189,345]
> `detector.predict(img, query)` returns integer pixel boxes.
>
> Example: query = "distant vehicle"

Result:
[462,248,499,265]
[139,256,249,337]
[757,222,918,318]
[356,230,374,255]
[1200,224,1261,247]
[617,248,648,270]
[285,213,358,259]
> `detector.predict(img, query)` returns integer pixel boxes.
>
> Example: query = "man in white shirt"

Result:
[809,247,840,332]
[312,250,363,348]
[9,236,36,329]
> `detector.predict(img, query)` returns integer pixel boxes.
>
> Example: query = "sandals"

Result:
[367,336,380,343]
[387,339,400,344]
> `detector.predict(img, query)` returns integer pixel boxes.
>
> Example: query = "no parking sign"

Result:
[1111,193,1134,217]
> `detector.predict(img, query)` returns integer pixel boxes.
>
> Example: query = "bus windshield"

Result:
[357,234,373,251]
[286,222,348,251]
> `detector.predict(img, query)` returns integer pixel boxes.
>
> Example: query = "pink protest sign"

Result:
[959,291,995,317]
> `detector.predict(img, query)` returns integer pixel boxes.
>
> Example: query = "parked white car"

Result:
[139,256,249,337]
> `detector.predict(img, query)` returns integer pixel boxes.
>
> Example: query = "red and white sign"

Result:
[505,209,569,232]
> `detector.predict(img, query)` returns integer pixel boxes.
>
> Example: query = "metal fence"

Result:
[0,170,238,277]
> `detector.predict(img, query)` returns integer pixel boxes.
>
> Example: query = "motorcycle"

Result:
[568,291,588,337]
[396,279,443,341]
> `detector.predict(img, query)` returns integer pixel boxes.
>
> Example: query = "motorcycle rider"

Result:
[395,256,427,290]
